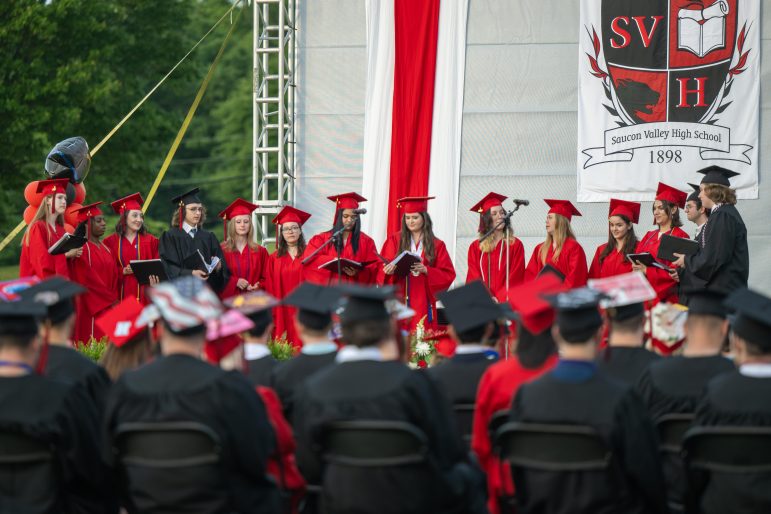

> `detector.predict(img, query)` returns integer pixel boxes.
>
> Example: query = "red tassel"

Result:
[223,217,227,241]
[86,215,91,241]
[178,203,183,230]
[35,326,50,375]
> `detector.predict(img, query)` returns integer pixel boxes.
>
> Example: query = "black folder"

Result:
[129,259,168,285]
[626,252,669,271]
[48,233,87,256]
[389,251,422,278]
[657,234,699,261]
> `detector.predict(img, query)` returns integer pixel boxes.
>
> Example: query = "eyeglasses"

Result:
[281,226,300,233]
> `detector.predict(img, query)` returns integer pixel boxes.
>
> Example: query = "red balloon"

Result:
[24,181,45,207]
[64,203,82,227]
[64,223,75,234]
[23,205,38,225]
[74,182,86,204]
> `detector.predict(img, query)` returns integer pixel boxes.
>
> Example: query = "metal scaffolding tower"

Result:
[253,0,297,244]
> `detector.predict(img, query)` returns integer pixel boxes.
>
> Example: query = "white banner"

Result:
[577,0,759,201]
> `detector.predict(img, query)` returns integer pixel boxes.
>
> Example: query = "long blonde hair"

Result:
[223,216,259,252]
[538,214,575,264]
[478,209,515,253]
[22,196,64,246]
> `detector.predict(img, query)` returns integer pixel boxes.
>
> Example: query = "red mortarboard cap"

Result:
[507,273,566,334]
[95,297,146,347]
[73,201,103,223]
[544,199,581,221]
[396,196,435,213]
[272,205,311,226]
[219,198,258,221]
[608,198,641,224]
[111,193,144,215]
[328,192,367,210]
[469,192,507,214]
[35,178,70,197]
[655,182,687,208]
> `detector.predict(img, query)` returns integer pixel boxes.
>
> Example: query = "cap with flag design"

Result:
[396,196,435,213]
[95,297,147,347]
[111,193,144,215]
[655,182,687,209]
[544,199,581,221]
[146,276,224,334]
[608,199,640,224]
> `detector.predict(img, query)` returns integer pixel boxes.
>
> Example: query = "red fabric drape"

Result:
[386,0,441,234]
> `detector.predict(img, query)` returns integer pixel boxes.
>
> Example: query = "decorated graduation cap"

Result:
[397,196,435,213]
[544,287,606,343]
[170,188,202,229]
[111,192,144,215]
[470,192,507,233]
[224,290,278,327]
[697,165,739,187]
[95,297,147,347]
[0,296,47,337]
[655,182,687,209]
[686,183,701,203]
[72,201,103,240]
[507,273,565,334]
[283,283,340,330]
[724,288,771,351]
[218,198,258,240]
[608,198,640,224]
[19,276,86,324]
[544,199,581,221]
[146,276,224,335]
[437,281,504,334]
[36,178,70,214]
[338,284,394,324]
[685,288,727,319]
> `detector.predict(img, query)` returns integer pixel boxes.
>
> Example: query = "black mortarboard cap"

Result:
[686,288,727,319]
[338,284,394,323]
[538,264,566,282]
[283,283,340,330]
[724,288,771,350]
[170,187,202,206]
[544,287,605,342]
[697,166,739,187]
[438,281,503,334]
[0,297,47,336]
[606,302,645,322]
[687,183,701,203]
[19,277,86,324]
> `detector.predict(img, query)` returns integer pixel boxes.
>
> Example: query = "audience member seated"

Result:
[96,296,155,381]
[225,290,280,386]
[597,300,660,385]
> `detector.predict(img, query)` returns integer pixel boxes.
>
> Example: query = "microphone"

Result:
[512,199,529,207]
[353,208,367,215]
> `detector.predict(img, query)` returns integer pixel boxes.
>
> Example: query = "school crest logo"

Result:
[577,0,758,201]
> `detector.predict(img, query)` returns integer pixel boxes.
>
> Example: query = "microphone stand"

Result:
[301,225,348,285]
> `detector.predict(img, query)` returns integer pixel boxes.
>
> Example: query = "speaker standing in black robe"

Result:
[510,288,667,514]
[673,166,749,295]
[19,276,111,413]
[102,276,279,513]
[691,288,771,514]
[293,285,487,514]
[597,301,660,386]
[0,296,111,513]
[158,187,230,294]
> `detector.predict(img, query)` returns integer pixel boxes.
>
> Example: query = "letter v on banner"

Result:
[577,0,759,202]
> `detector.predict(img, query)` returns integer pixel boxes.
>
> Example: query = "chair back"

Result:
[321,420,428,467]
[488,410,510,440]
[683,426,771,473]
[453,403,475,445]
[0,430,56,512]
[494,422,612,471]
[656,413,695,454]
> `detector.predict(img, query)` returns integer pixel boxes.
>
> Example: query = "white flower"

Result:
[415,341,432,356]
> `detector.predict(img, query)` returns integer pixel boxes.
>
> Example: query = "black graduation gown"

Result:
[0,374,110,513]
[677,228,707,305]
[270,351,337,423]
[510,361,668,514]
[636,355,734,506]
[103,354,280,513]
[293,360,487,514]
[158,226,230,293]
[691,371,771,514]
[244,355,278,387]
[684,204,748,294]
[45,344,111,414]
[597,346,661,386]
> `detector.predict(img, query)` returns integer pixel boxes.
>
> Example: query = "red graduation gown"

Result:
[635,227,689,304]
[466,238,525,301]
[524,237,588,288]
[301,231,380,286]
[219,243,270,299]
[588,243,632,279]
[378,232,456,330]
[265,250,304,349]
[19,220,70,280]
[471,354,558,514]
[102,232,159,304]
[69,241,119,344]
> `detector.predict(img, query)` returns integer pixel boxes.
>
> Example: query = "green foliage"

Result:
[75,337,109,362]
[267,338,298,361]
[0,0,256,263]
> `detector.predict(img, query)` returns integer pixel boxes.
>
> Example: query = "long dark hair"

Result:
[653,200,683,228]
[276,229,306,257]
[399,212,436,264]
[599,214,637,264]
[114,211,148,237]
[332,208,361,254]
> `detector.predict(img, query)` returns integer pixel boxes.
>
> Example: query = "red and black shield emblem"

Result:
[602,0,736,124]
